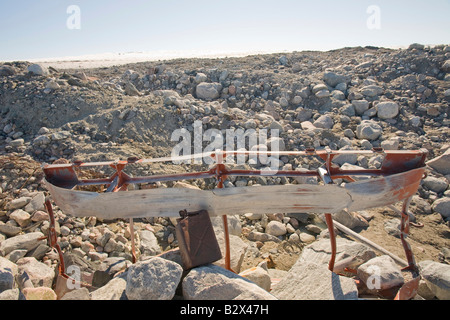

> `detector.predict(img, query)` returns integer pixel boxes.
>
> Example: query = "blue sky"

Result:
[0,0,449,61]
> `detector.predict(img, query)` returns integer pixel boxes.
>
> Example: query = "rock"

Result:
[239,266,272,291]
[410,195,432,215]
[9,209,31,227]
[27,64,49,76]
[432,197,450,218]
[0,257,17,293]
[196,82,222,100]
[125,257,183,300]
[315,89,330,98]
[296,107,313,121]
[7,197,31,210]
[247,231,281,243]
[376,101,400,119]
[214,232,248,273]
[357,255,404,291]
[339,104,355,117]
[332,210,369,229]
[381,138,400,150]
[0,65,17,76]
[124,82,140,96]
[0,222,22,237]
[22,287,57,300]
[194,73,208,83]
[60,287,91,300]
[426,149,450,175]
[360,85,384,97]
[323,72,349,88]
[45,80,60,90]
[313,114,334,129]
[418,260,450,300]
[138,229,161,256]
[442,60,450,73]
[24,192,45,213]
[0,288,25,300]
[299,232,316,243]
[356,120,382,140]
[423,176,448,193]
[270,260,358,300]
[16,257,55,288]
[0,232,46,256]
[332,146,358,166]
[408,43,425,50]
[91,273,128,300]
[9,139,24,147]
[182,264,277,300]
[265,221,286,236]
[299,238,376,269]
[384,218,401,238]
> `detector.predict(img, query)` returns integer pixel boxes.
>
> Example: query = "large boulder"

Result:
[376,101,400,119]
[125,257,183,300]
[182,264,277,300]
[356,120,383,140]
[196,82,222,100]
[418,260,450,300]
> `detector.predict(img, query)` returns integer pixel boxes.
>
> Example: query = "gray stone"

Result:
[9,209,31,227]
[239,266,272,291]
[384,218,401,238]
[182,264,277,300]
[332,210,369,229]
[138,229,161,256]
[60,287,91,300]
[426,149,450,175]
[27,64,49,76]
[196,82,222,100]
[7,197,31,210]
[124,82,140,96]
[247,231,281,243]
[315,89,330,98]
[125,257,183,300]
[0,222,22,237]
[0,288,25,300]
[432,197,450,218]
[296,107,313,122]
[0,232,46,256]
[360,85,384,97]
[16,257,55,288]
[0,65,17,76]
[265,221,287,236]
[91,273,128,300]
[339,104,355,117]
[354,101,370,116]
[323,72,350,87]
[442,59,450,73]
[418,260,450,300]
[313,114,334,129]
[356,120,382,140]
[270,260,358,300]
[357,255,404,291]
[0,257,17,293]
[299,238,376,269]
[24,192,45,213]
[376,101,400,119]
[381,138,400,150]
[423,176,448,193]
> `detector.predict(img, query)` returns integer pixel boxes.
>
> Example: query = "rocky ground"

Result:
[0,43,449,300]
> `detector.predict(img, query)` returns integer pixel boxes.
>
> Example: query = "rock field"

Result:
[0,44,449,300]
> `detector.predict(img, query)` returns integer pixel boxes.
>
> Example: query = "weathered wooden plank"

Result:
[44,167,425,220]
[45,181,352,219]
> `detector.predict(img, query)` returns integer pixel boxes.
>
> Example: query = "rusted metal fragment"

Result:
[345,167,425,212]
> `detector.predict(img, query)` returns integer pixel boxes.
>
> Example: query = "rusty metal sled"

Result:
[42,148,428,299]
